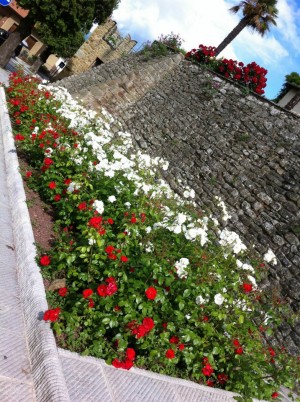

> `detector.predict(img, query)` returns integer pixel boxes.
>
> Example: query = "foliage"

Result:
[0,0,119,65]
[3,71,299,401]
[273,72,300,103]
[185,44,268,95]
[139,32,185,59]
[215,0,278,55]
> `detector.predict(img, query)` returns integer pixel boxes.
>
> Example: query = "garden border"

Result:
[0,87,70,402]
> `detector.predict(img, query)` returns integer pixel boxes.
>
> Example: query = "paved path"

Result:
[0,96,36,400]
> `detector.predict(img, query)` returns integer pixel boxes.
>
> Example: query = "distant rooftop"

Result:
[8,0,29,18]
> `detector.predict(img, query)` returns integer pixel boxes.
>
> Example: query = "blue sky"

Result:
[112,0,300,100]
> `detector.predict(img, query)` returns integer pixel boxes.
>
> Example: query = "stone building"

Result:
[278,82,300,115]
[56,19,137,79]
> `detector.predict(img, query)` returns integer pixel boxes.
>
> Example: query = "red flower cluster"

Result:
[112,347,136,370]
[43,307,61,322]
[185,44,216,63]
[233,339,244,355]
[97,277,118,297]
[202,363,214,377]
[88,216,105,235]
[127,317,155,339]
[185,44,267,95]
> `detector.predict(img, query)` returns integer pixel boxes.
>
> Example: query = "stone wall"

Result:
[56,19,136,79]
[55,54,300,352]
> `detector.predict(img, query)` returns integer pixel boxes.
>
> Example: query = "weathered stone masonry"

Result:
[54,54,300,352]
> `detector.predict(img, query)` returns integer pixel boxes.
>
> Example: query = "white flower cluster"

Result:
[174,258,190,279]
[214,293,225,305]
[93,200,104,214]
[67,182,81,193]
[219,229,247,254]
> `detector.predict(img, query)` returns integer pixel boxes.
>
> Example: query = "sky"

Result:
[111,0,300,100]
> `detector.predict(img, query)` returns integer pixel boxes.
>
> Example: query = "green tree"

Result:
[274,72,300,102]
[0,0,119,67]
[215,0,278,56]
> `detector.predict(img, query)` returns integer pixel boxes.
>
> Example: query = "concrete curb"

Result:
[0,87,70,402]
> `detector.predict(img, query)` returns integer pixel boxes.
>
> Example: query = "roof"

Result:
[8,0,29,18]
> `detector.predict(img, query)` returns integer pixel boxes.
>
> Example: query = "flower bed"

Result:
[3,71,299,401]
[185,44,267,95]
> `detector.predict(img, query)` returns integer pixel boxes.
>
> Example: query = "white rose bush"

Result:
[4,72,299,401]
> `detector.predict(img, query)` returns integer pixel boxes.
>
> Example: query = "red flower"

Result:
[107,218,114,224]
[142,317,155,332]
[78,202,87,210]
[217,373,228,385]
[271,392,279,399]
[44,157,54,166]
[97,284,107,297]
[268,347,276,357]
[89,216,103,229]
[243,283,253,293]
[58,287,67,297]
[112,358,123,369]
[88,298,95,308]
[15,134,25,140]
[131,217,137,224]
[235,347,244,355]
[170,336,179,344]
[202,363,214,377]
[40,255,51,266]
[178,343,185,351]
[206,380,214,387]
[15,119,21,125]
[106,282,118,296]
[25,171,32,178]
[54,194,61,202]
[120,255,128,263]
[145,287,157,300]
[105,245,115,254]
[43,307,61,322]
[64,178,72,185]
[233,339,240,347]
[165,349,175,359]
[122,358,134,370]
[82,289,93,298]
[48,181,56,189]
[126,348,136,361]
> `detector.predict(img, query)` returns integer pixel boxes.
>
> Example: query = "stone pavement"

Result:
[0,72,297,402]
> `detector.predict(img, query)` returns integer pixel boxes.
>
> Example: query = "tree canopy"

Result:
[215,0,278,56]
[0,0,120,67]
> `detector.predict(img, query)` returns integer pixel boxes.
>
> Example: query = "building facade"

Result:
[277,83,300,115]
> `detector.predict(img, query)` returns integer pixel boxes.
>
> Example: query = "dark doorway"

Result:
[90,57,103,68]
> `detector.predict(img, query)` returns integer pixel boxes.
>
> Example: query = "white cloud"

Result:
[276,0,300,52]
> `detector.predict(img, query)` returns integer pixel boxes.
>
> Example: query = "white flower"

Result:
[88,238,96,245]
[236,259,255,272]
[263,249,277,265]
[124,202,131,208]
[67,182,81,193]
[195,295,207,305]
[93,200,104,214]
[108,195,116,203]
[214,293,225,305]
[145,226,152,234]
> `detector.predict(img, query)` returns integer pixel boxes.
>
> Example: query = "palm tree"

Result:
[215,0,278,56]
